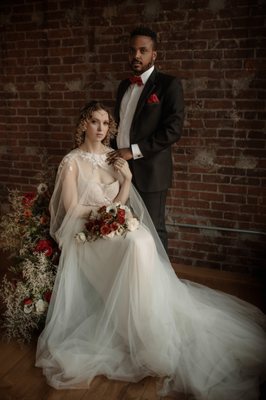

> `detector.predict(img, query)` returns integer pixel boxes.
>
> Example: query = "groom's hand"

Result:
[107,148,133,164]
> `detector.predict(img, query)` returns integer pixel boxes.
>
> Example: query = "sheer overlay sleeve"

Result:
[49,154,76,246]
[49,153,93,247]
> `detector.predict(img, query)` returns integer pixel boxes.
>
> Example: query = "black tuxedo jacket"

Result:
[114,68,184,193]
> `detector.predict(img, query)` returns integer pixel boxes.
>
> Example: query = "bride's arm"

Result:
[113,158,132,204]
[61,162,90,217]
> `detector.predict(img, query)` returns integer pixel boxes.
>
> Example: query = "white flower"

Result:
[75,232,87,243]
[127,217,139,232]
[35,299,48,314]
[106,204,117,216]
[115,226,125,235]
[24,304,34,314]
[37,183,48,194]
[105,231,115,239]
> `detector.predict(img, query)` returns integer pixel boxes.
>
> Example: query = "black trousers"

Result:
[137,190,168,252]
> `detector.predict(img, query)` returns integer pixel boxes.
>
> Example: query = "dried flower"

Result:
[35,299,48,314]
[0,180,59,342]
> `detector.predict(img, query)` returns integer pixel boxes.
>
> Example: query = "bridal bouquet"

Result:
[75,203,139,243]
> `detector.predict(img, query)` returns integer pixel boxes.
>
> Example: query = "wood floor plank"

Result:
[45,387,89,400]
[120,377,148,399]
[0,341,51,400]
[0,340,31,377]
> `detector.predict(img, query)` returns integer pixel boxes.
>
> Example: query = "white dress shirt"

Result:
[117,66,155,159]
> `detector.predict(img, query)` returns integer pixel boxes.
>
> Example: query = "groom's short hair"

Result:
[130,26,158,50]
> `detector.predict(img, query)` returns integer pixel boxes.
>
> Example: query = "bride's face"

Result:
[84,110,110,143]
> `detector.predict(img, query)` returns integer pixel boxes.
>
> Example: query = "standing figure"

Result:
[108,26,184,250]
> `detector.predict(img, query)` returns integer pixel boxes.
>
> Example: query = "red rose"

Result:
[117,209,125,218]
[116,209,125,224]
[23,298,33,305]
[110,222,119,232]
[22,192,36,207]
[35,239,53,257]
[117,216,125,224]
[43,290,52,303]
[100,224,112,236]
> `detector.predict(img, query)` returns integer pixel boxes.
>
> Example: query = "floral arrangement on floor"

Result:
[0,174,60,342]
[75,202,139,243]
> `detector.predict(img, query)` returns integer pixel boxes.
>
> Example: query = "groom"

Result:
[108,26,184,251]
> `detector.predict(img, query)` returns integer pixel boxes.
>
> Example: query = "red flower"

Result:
[117,208,126,224]
[147,93,160,104]
[110,222,119,232]
[43,290,52,303]
[35,239,53,257]
[23,298,33,305]
[40,215,49,225]
[22,192,36,207]
[24,209,32,218]
[100,224,112,236]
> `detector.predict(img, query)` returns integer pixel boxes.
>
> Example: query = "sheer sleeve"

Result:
[49,154,76,245]
[49,154,90,247]
[61,162,78,212]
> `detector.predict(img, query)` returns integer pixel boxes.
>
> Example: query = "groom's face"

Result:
[128,35,157,76]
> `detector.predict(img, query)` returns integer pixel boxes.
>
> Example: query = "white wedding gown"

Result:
[36,148,266,400]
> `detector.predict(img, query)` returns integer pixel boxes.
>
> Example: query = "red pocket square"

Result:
[147,93,160,104]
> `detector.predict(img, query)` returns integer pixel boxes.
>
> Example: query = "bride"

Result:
[36,101,266,400]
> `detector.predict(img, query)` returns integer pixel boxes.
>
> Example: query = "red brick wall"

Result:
[0,0,265,276]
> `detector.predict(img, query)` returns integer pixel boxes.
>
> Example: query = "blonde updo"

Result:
[75,101,117,147]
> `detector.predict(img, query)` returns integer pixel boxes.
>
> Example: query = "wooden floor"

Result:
[0,251,265,400]
[0,337,189,400]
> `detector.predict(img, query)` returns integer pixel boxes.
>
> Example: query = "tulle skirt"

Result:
[36,223,266,400]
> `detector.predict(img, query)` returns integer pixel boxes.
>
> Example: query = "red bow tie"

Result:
[129,76,143,86]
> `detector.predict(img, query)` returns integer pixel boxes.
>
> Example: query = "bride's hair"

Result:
[75,101,117,147]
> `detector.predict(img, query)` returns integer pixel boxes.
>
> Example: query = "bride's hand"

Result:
[113,157,132,181]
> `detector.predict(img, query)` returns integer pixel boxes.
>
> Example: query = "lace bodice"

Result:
[58,147,120,209]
